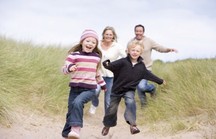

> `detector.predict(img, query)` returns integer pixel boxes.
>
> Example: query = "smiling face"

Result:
[82,37,98,53]
[129,45,142,61]
[127,42,144,62]
[135,26,144,40]
[103,29,114,43]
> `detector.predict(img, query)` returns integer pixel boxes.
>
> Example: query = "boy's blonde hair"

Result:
[126,41,144,54]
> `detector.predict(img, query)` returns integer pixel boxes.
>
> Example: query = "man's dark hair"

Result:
[134,24,145,32]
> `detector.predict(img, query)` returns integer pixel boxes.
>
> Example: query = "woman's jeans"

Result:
[91,84,101,107]
[91,77,113,114]
[62,87,95,138]
[103,91,137,127]
[137,79,155,107]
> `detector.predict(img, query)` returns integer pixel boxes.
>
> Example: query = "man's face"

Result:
[135,26,144,40]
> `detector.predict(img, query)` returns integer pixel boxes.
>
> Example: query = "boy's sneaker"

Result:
[130,125,140,134]
[68,126,80,139]
[101,126,110,136]
[89,104,97,114]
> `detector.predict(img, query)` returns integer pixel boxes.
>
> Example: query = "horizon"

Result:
[0,0,216,62]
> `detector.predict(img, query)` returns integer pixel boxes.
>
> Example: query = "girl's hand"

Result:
[69,65,77,72]
[163,80,166,85]
[104,88,107,92]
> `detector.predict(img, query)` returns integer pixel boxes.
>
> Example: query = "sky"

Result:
[0,0,216,62]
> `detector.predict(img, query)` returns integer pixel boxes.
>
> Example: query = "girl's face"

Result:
[129,45,142,61]
[135,26,144,40]
[103,30,114,42]
[82,37,97,53]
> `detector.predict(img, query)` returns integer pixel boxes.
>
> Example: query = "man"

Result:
[128,24,178,108]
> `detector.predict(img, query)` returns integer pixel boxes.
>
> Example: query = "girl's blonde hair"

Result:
[101,26,118,42]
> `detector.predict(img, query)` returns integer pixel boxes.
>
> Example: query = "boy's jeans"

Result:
[103,91,137,127]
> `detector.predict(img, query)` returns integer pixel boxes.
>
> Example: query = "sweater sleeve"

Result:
[148,37,169,53]
[62,54,76,75]
[116,43,127,58]
[102,59,111,69]
[141,63,164,84]
[96,71,107,90]
[102,59,123,73]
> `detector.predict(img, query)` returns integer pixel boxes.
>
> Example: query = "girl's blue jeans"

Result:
[62,87,95,138]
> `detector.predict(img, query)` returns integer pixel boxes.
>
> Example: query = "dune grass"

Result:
[0,36,216,134]
[136,58,216,134]
[0,36,69,124]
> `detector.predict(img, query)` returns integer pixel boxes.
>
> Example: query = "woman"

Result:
[89,26,126,115]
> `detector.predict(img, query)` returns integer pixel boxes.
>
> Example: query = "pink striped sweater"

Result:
[62,51,106,90]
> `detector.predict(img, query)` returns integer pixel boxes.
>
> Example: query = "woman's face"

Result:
[82,37,97,53]
[103,30,114,42]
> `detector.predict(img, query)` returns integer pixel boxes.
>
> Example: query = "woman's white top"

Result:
[99,42,126,77]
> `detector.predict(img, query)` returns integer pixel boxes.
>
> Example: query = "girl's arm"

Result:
[62,54,76,75]
[96,71,107,91]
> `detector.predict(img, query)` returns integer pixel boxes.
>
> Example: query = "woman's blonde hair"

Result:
[101,26,118,42]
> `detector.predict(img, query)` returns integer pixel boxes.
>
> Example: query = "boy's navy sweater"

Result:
[103,55,163,94]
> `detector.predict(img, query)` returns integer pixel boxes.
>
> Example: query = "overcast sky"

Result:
[0,0,216,62]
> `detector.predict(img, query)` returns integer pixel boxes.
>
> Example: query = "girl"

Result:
[101,41,166,136]
[61,29,106,139]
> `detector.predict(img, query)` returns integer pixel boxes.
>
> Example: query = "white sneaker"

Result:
[68,126,80,139]
[68,131,79,139]
[89,104,97,114]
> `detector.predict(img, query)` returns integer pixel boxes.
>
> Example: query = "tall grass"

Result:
[1,36,216,134]
[137,58,216,134]
[0,36,70,124]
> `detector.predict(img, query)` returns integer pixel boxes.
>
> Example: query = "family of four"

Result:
[61,24,177,139]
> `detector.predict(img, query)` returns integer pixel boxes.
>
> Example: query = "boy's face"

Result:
[82,37,97,53]
[129,45,142,61]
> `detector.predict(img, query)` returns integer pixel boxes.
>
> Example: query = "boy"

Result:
[101,41,166,136]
